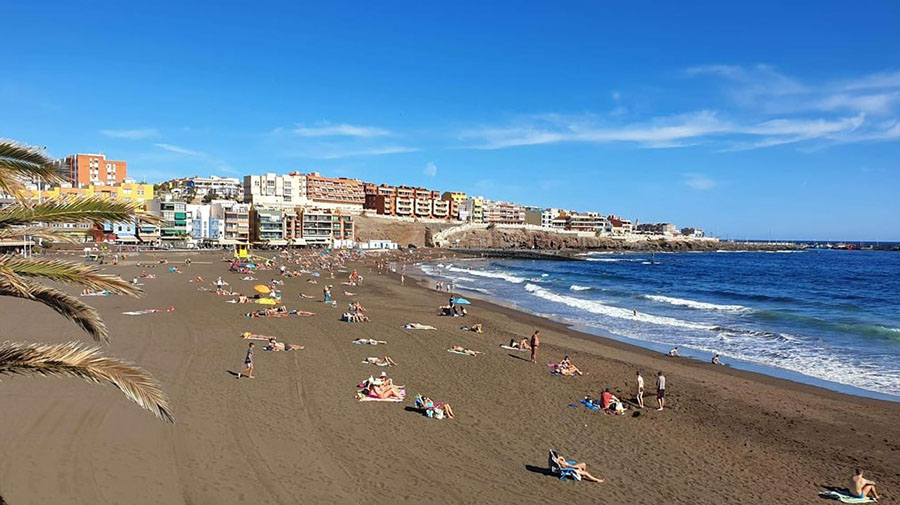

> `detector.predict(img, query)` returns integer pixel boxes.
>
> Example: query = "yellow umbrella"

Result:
[253,284,270,294]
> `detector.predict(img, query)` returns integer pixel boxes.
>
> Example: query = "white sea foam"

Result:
[524,283,714,331]
[569,285,593,291]
[643,295,749,312]
[585,258,628,262]
[446,266,527,284]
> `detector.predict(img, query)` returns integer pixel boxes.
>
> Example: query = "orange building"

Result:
[305,172,364,208]
[59,153,127,187]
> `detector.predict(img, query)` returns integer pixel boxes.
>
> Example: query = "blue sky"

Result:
[3,1,900,241]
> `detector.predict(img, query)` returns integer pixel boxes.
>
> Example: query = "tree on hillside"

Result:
[0,139,173,422]
[201,190,219,204]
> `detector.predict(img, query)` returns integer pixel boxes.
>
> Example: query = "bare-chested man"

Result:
[851,468,879,501]
[530,330,540,363]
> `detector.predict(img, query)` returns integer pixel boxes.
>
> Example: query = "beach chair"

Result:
[548,450,581,481]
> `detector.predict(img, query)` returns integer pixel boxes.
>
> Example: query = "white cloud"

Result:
[423,161,437,177]
[303,146,418,159]
[291,122,391,138]
[683,173,717,190]
[154,143,206,157]
[101,128,159,139]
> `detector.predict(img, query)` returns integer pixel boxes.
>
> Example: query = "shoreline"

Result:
[406,262,900,408]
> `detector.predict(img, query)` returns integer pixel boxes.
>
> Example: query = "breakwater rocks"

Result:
[445,228,804,252]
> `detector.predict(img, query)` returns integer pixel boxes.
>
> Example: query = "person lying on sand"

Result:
[299,293,315,299]
[361,373,404,399]
[264,337,303,352]
[414,395,455,419]
[404,323,436,330]
[362,356,396,366]
[552,356,583,376]
[460,323,483,333]
[353,338,387,345]
[449,346,482,356]
[553,455,604,483]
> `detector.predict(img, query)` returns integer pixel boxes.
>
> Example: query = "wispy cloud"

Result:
[423,161,437,177]
[101,128,159,139]
[301,146,418,159]
[154,143,207,157]
[683,173,717,190]
[291,122,391,138]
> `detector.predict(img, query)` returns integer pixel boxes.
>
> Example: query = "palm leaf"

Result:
[0,256,139,296]
[0,281,109,342]
[0,139,63,201]
[0,341,174,423]
[0,226,80,244]
[0,197,140,228]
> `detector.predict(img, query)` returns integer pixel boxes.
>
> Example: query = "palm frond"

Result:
[0,197,140,228]
[0,139,64,201]
[0,281,109,342]
[0,256,139,296]
[0,226,80,244]
[0,341,174,423]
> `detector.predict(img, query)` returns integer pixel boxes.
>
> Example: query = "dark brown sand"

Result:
[0,250,897,504]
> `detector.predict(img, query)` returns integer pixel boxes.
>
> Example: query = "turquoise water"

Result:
[420,250,900,399]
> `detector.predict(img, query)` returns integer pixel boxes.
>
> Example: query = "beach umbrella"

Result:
[452,298,471,305]
[254,284,270,294]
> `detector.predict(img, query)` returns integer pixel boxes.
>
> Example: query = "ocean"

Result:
[419,250,900,400]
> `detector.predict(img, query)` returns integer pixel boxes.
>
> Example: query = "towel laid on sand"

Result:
[819,490,875,503]
[579,399,601,410]
[500,345,527,352]
[123,306,175,316]
[404,323,435,330]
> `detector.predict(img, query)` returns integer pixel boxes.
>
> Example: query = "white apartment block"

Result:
[243,172,311,208]
[187,176,242,199]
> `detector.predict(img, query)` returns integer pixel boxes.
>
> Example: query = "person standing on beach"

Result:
[530,331,540,363]
[656,371,666,411]
[238,342,255,379]
[636,371,645,408]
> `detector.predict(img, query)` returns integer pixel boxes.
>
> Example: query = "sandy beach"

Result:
[0,249,897,505]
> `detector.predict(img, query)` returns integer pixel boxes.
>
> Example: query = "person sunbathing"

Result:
[368,377,404,399]
[553,455,604,483]
[264,337,303,351]
[415,395,455,419]
[241,332,274,340]
[353,338,387,345]
[363,356,397,366]
[461,323,483,333]
[556,362,583,376]
[404,323,435,330]
[449,346,482,356]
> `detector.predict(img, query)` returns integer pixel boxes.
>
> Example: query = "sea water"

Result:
[419,250,900,399]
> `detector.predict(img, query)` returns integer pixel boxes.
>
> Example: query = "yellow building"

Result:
[22,182,155,207]
[441,191,467,203]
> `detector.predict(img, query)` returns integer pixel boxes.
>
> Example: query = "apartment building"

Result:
[363,184,453,219]
[251,207,287,244]
[147,197,189,241]
[460,197,484,223]
[305,172,364,210]
[57,153,127,187]
[482,200,526,225]
[566,212,610,233]
[635,222,677,235]
[298,208,355,247]
[541,208,564,228]
[187,176,243,199]
[608,215,634,235]
[21,180,153,205]
[243,172,309,208]
[211,201,251,243]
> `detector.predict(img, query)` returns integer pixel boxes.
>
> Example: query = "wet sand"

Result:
[0,249,897,504]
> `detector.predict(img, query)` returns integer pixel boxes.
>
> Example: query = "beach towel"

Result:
[500,345,527,352]
[81,291,110,297]
[122,306,175,316]
[404,323,436,330]
[579,399,601,410]
[818,491,875,503]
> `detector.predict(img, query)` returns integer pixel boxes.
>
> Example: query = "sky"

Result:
[3,1,900,241]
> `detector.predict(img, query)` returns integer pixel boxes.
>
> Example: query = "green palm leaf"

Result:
[0,256,139,296]
[0,341,174,423]
[0,139,63,200]
[0,197,142,228]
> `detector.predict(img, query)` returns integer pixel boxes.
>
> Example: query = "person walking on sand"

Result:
[238,342,255,379]
[851,468,880,501]
[530,331,541,363]
[636,371,645,408]
[656,371,666,411]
